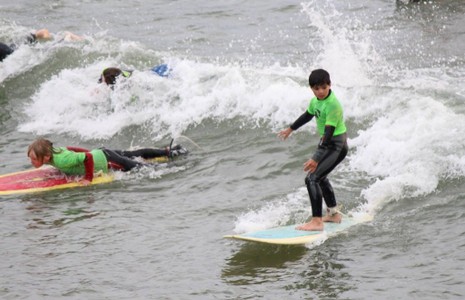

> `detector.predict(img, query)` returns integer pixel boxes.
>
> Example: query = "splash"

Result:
[233,188,308,233]
[18,57,310,140]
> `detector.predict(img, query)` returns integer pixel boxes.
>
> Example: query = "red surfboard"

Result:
[0,167,114,195]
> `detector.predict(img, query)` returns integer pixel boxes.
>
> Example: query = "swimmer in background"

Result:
[26,28,84,43]
[98,67,133,86]
[1,28,83,62]
[93,65,171,108]
[98,64,171,86]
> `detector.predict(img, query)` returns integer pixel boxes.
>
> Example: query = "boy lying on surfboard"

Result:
[27,138,187,186]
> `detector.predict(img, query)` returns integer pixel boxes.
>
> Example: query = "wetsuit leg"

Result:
[305,173,324,217]
[319,177,336,209]
[102,149,143,171]
[319,143,348,208]
[305,137,348,217]
[114,148,167,159]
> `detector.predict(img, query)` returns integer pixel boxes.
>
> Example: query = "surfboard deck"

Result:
[224,216,372,245]
[0,167,114,196]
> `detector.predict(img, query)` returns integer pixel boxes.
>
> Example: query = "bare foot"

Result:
[322,212,342,223]
[296,217,323,231]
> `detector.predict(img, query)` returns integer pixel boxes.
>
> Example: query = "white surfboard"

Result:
[224,215,372,245]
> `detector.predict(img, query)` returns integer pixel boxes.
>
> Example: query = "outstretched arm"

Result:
[63,31,84,41]
[278,111,314,140]
[278,127,293,140]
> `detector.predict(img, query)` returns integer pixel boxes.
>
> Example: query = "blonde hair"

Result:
[27,138,61,162]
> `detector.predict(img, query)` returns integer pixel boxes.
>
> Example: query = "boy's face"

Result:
[311,83,331,100]
[28,150,50,168]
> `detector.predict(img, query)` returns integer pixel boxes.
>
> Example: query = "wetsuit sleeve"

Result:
[83,152,94,181]
[290,111,314,131]
[312,125,335,162]
[67,146,90,152]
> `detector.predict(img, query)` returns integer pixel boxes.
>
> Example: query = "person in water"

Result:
[98,67,133,85]
[278,69,348,231]
[26,28,83,43]
[28,138,187,185]
[98,64,171,86]
[1,28,83,62]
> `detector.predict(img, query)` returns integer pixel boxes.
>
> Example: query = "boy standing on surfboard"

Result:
[27,138,187,185]
[278,69,348,231]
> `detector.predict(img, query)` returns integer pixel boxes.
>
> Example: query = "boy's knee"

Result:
[305,173,319,186]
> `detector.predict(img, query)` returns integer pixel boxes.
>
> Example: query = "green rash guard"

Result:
[307,91,346,137]
[50,148,108,175]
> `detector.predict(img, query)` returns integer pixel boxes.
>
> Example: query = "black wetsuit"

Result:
[0,42,14,62]
[292,112,348,217]
[101,148,167,171]
[290,90,348,217]
[304,133,347,217]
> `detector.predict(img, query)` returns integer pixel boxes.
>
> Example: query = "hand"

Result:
[79,179,91,186]
[277,128,293,140]
[303,159,318,173]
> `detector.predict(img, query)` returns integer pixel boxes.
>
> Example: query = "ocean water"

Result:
[1,0,465,299]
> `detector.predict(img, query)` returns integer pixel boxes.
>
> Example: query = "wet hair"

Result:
[25,33,37,44]
[308,69,331,87]
[27,138,61,162]
[0,42,14,62]
[99,67,132,85]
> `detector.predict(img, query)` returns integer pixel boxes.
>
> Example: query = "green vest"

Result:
[307,91,346,137]
[50,148,108,175]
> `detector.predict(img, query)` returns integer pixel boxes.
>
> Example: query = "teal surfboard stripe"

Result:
[224,216,374,245]
[242,218,357,240]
